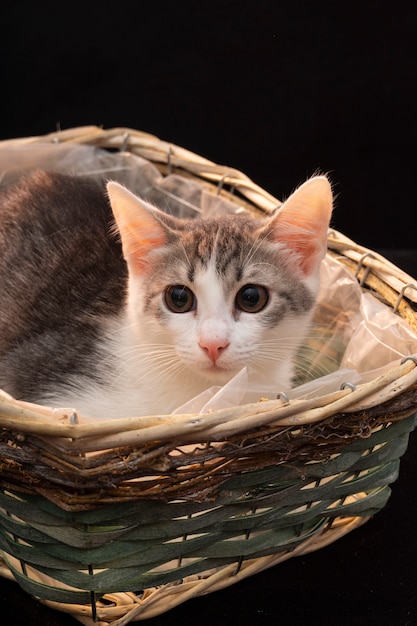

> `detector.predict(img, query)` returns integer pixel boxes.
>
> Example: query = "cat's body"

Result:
[0,170,332,418]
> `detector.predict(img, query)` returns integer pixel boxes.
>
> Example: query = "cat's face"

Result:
[108,177,333,388]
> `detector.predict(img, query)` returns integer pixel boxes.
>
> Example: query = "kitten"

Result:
[0,170,332,418]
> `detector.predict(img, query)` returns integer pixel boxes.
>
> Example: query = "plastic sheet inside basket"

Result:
[1,131,417,626]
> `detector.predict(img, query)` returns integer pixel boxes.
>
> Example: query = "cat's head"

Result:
[107,176,333,389]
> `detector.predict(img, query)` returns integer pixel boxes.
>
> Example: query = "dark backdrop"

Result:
[2,1,417,253]
[1,2,417,625]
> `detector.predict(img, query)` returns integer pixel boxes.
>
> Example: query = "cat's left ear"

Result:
[264,176,333,277]
[107,182,172,273]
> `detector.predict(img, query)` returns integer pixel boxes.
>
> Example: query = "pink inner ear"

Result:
[107,182,169,274]
[281,229,326,276]
[121,220,167,274]
[267,177,333,277]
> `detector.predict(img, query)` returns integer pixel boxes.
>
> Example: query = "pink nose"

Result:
[199,340,230,363]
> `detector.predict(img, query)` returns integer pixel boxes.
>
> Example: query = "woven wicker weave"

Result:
[0,126,417,626]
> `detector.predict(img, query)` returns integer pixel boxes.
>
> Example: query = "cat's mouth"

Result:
[205,364,226,373]
[197,361,239,382]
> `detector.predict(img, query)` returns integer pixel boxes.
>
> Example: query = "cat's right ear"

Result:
[107,182,170,274]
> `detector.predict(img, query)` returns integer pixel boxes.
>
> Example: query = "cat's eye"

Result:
[165,285,196,313]
[235,284,269,313]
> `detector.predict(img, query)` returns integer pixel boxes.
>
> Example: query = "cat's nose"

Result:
[199,339,230,363]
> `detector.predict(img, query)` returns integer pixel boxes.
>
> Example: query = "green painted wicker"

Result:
[0,126,417,626]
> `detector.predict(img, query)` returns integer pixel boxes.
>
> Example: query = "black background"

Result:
[1,2,417,625]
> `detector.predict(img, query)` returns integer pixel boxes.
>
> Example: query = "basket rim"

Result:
[0,357,417,449]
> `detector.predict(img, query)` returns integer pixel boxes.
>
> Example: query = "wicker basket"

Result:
[0,126,417,626]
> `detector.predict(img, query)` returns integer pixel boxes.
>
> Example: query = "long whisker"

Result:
[250,332,343,380]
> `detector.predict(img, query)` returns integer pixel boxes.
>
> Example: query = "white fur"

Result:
[43,261,316,419]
